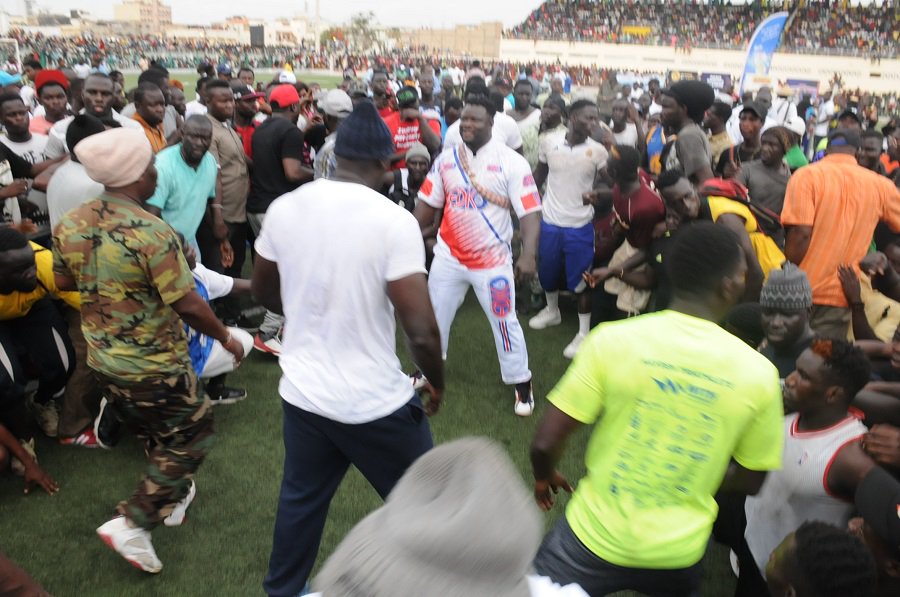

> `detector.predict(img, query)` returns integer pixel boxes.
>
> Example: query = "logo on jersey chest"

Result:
[448,187,485,210]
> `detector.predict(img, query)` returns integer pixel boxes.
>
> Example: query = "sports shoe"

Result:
[205,385,247,406]
[163,480,197,527]
[563,332,587,359]
[10,438,37,476]
[514,382,535,417]
[59,428,100,448]
[96,516,163,573]
[410,371,428,391]
[253,332,283,356]
[93,397,122,449]
[32,399,59,438]
[223,315,259,334]
[528,306,562,330]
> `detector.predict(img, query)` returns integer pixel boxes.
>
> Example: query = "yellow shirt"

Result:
[550,310,783,569]
[0,241,80,320]
[706,195,785,279]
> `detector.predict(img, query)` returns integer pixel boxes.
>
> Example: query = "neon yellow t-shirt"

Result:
[549,310,784,569]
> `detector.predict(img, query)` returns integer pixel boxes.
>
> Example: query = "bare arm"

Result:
[228,278,251,295]
[533,161,549,192]
[171,291,245,363]
[530,404,580,510]
[718,462,768,495]
[145,205,162,218]
[282,157,314,185]
[250,255,282,315]
[826,440,877,499]
[516,211,540,281]
[784,225,813,266]
[717,213,763,301]
[54,273,77,292]
[418,116,442,154]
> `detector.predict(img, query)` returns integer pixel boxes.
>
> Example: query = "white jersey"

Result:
[44,110,141,159]
[444,112,524,151]
[539,130,607,228]
[745,413,866,576]
[1,134,49,211]
[611,122,639,149]
[420,138,542,270]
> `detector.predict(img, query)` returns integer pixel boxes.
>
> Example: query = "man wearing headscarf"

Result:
[659,80,716,185]
[52,128,244,574]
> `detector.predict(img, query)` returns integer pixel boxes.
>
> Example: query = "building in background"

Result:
[113,0,172,36]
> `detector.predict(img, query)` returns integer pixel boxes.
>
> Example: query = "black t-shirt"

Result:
[247,118,305,214]
[760,334,813,379]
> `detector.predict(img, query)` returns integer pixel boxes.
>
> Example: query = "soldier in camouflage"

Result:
[52,128,244,574]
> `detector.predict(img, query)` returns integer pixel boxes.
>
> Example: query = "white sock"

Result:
[578,312,591,336]
[545,291,560,312]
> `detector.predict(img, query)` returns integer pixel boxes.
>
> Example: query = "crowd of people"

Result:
[2,44,900,597]
[507,0,900,57]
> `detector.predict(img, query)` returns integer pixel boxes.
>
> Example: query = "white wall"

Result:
[500,39,899,94]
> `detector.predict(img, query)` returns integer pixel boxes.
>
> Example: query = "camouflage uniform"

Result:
[53,193,214,530]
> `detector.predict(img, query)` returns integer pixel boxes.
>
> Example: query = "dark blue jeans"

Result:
[263,395,433,597]
[533,516,703,597]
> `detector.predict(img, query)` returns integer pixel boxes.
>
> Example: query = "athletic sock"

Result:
[545,291,560,312]
[578,312,591,336]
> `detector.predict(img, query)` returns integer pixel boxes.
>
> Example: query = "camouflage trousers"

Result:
[96,371,215,530]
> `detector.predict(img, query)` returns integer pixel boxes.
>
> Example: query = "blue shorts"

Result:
[538,221,595,292]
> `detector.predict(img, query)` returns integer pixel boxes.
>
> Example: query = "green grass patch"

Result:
[0,295,735,596]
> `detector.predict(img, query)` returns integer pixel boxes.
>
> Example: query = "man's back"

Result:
[253,179,426,424]
[781,153,900,307]
[548,310,783,569]
[247,117,304,215]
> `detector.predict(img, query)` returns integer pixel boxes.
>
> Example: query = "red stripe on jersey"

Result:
[420,178,433,198]
[522,192,540,211]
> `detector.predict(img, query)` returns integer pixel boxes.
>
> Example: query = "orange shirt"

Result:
[132,113,167,154]
[781,153,900,307]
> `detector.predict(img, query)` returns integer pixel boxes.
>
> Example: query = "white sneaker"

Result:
[563,332,587,359]
[163,480,196,527]
[528,306,562,330]
[97,516,163,573]
[514,383,535,417]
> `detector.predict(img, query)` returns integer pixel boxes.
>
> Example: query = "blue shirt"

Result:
[146,145,217,246]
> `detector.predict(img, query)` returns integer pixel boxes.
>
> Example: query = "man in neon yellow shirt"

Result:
[530,221,784,595]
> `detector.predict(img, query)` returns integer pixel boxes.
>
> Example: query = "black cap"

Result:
[827,127,861,149]
[837,108,862,125]
[855,466,900,552]
[740,101,768,121]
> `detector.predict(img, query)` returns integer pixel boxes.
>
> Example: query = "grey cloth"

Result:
[736,159,791,215]
[761,263,813,311]
[312,437,541,597]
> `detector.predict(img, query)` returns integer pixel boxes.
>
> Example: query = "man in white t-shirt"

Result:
[609,98,640,149]
[44,73,141,159]
[0,93,49,213]
[46,114,106,228]
[253,100,444,597]
[414,95,542,416]
[814,90,835,146]
[444,78,523,152]
[529,100,608,359]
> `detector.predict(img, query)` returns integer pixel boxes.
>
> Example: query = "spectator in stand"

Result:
[782,129,900,338]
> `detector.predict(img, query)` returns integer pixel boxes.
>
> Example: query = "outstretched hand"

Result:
[534,470,574,511]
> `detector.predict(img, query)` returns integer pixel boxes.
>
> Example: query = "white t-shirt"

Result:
[73,63,91,79]
[539,130,607,228]
[511,109,541,131]
[444,112,524,151]
[254,178,426,424]
[20,85,36,111]
[420,138,542,270]
[305,576,587,597]
[44,110,142,159]
[185,100,208,120]
[815,100,835,137]
[1,134,49,211]
[46,159,104,229]
[611,122,639,149]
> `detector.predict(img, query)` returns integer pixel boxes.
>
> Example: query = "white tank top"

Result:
[744,413,867,576]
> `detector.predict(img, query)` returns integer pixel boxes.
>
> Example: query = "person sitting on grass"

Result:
[0,420,58,495]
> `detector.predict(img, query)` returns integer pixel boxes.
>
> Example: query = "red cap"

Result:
[268,84,300,109]
[34,69,69,93]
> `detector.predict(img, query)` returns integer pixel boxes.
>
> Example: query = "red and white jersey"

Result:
[420,139,542,270]
[744,412,867,576]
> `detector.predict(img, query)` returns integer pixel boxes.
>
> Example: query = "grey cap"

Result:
[760,263,813,311]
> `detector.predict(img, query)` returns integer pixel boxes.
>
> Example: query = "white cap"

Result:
[278,71,297,85]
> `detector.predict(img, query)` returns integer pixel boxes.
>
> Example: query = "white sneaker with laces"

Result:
[163,480,196,527]
[563,332,587,359]
[514,384,535,417]
[528,307,562,330]
[96,516,163,573]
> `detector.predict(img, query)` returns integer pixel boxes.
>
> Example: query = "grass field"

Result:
[0,293,736,596]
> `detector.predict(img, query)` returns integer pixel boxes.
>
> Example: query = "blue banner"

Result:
[739,11,789,94]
